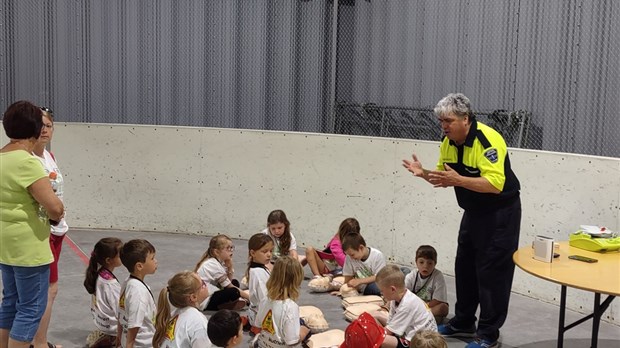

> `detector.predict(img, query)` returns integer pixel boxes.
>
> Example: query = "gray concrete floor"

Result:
[5,229,618,347]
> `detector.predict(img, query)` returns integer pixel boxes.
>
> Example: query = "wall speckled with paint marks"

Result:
[2,123,618,323]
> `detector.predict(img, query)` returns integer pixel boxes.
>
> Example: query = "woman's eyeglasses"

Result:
[40,106,53,114]
[225,246,235,251]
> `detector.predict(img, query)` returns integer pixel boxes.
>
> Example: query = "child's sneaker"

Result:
[437,322,476,337]
[465,338,499,348]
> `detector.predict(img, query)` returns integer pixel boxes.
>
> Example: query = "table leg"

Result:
[558,285,566,348]
[591,293,600,348]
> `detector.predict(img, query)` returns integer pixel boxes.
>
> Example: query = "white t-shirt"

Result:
[35,149,69,235]
[261,228,297,261]
[91,268,121,336]
[256,298,302,348]
[248,264,270,326]
[118,277,156,348]
[158,306,212,348]
[342,247,386,293]
[386,290,437,342]
[404,269,448,303]
[196,258,232,308]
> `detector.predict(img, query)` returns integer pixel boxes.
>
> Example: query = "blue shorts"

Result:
[363,282,381,296]
[0,264,50,342]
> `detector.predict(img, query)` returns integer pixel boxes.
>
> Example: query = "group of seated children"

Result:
[84,236,247,348]
[83,208,449,348]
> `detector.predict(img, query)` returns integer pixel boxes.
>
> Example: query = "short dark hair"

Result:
[416,245,437,263]
[342,233,366,251]
[120,239,155,273]
[2,100,43,139]
[207,309,241,347]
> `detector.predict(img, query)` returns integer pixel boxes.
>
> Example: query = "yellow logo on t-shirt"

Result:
[165,315,179,341]
[261,310,275,335]
[118,291,125,310]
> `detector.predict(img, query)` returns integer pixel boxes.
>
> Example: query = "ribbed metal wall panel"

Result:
[1,0,619,157]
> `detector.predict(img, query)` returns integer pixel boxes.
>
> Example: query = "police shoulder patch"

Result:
[484,148,499,163]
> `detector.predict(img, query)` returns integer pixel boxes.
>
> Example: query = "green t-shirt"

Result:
[0,150,53,266]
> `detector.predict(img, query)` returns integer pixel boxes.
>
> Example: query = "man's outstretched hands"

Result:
[403,154,462,188]
[402,153,425,177]
[428,163,461,188]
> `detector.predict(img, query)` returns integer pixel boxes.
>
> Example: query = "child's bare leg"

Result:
[381,335,398,348]
[430,302,449,318]
[305,247,325,276]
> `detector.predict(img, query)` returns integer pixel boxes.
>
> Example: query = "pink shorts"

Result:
[49,234,65,283]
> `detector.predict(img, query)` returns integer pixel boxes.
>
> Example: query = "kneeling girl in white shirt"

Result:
[153,271,212,348]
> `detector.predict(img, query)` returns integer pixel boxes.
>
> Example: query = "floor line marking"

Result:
[64,235,90,265]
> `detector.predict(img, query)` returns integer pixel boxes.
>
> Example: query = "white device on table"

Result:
[533,235,555,263]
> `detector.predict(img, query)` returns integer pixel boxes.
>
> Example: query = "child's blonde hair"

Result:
[266,256,303,301]
[375,264,405,289]
[411,330,447,348]
[153,271,202,347]
[194,234,232,271]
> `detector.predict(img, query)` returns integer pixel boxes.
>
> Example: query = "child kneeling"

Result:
[374,264,437,348]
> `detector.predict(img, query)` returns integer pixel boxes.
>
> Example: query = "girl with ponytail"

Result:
[152,271,212,348]
[83,237,123,347]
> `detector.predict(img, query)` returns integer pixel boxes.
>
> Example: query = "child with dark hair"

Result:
[83,237,123,347]
[263,210,301,263]
[405,245,448,324]
[208,310,243,347]
[245,233,273,334]
[304,217,360,278]
[118,239,158,348]
[342,233,386,296]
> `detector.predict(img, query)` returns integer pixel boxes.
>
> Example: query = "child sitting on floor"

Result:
[411,330,447,348]
[152,271,212,348]
[405,245,449,324]
[342,233,386,296]
[246,233,273,334]
[195,235,249,310]
[262,209,303,264]
[207,309,244,348]
[304,217,360,278]
[254,256,310,348]
[373,264,437,348]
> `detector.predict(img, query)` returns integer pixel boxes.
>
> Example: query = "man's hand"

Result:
[428,163,462,188]
[402,153,424,177]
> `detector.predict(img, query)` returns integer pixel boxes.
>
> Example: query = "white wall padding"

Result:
[2,123,618,323]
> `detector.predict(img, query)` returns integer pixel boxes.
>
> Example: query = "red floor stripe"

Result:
[64,235,90,265]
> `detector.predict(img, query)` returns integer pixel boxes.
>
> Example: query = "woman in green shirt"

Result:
[0,101,64,348]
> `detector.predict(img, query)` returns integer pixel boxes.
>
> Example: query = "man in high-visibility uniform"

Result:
[402,93,521,348]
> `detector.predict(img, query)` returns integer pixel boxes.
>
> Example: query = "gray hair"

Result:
[434,93,473,120]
